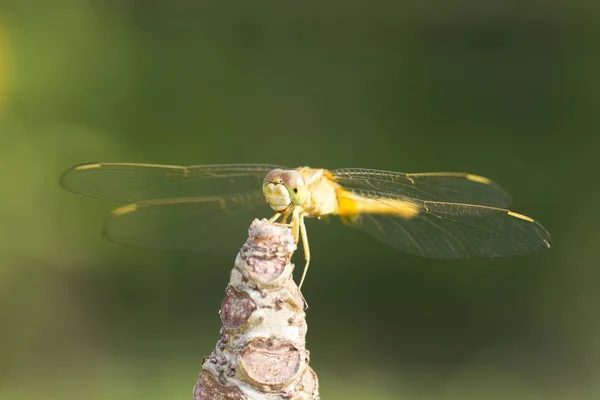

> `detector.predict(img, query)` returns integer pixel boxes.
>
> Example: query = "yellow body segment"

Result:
[336,189,420,219]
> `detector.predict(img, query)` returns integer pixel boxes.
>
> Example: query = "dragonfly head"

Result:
[263,169,308,212]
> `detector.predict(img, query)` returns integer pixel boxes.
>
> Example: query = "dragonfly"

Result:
[60,163,551,287]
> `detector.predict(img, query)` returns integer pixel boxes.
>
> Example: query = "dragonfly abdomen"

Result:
[336,189,420,219]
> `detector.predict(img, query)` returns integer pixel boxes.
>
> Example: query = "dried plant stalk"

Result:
[194,218,319,400]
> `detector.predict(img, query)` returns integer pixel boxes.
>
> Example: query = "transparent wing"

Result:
[60,163,283,203]
[346,198,551,258]
[332,168,512,208]
[102,191,272,252]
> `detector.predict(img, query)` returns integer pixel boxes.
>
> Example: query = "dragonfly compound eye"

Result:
[281,170,307,206]
[263,169,283,185]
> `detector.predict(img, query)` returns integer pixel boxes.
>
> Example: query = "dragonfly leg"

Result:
[268,212,282,223]
[271,210,295,232]
[298,213,310,289]
[290,207,302,243]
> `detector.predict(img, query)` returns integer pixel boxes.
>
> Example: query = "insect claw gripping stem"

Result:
[194,219,319,400]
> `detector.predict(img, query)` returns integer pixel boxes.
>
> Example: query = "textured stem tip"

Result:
[194,219,320,400]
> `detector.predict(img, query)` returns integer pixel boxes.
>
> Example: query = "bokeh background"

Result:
[1,1,599,399]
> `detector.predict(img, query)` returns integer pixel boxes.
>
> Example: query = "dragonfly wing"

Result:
[347,198,551,258]
[332,168,512,208]
[61,163,283,203]
[103,190,272,252]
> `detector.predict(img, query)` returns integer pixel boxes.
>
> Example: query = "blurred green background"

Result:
[1,1,599,399]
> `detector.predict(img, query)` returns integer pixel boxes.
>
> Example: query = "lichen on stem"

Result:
[194,219,319,400]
